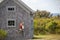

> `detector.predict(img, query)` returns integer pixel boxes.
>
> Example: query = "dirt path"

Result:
[33,34,60,40]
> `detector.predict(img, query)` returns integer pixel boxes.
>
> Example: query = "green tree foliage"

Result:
[33,10,60,35]
[0,29,7,40]
[34,10,52,18]
[34,18,60,35]
[45,21,57,34]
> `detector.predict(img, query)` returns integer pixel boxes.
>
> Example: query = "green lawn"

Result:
[33,34,60,40]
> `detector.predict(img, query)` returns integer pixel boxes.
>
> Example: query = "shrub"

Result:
[45,21,57,34]
[0,29,7,40]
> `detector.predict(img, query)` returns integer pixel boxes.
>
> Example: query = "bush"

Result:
[55,27,60,34]
[34,18,60,35]
[0,29,7,40]
[45,21,57,34]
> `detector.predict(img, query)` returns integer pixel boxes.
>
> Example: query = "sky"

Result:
[0,0,60,13]
[21,0,60,13]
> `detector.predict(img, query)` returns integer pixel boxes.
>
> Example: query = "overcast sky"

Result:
[22,0,60,13]
[0,0,60,13]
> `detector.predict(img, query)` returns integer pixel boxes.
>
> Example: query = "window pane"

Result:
[8,8,14,11]
[8,20,15,26]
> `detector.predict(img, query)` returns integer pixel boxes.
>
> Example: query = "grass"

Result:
[33,34,60,40]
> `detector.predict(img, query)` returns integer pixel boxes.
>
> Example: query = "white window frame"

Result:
[7,19,16,27]
[6,6,16,12]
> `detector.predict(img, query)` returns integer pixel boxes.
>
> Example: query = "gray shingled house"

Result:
[0,0,34,40]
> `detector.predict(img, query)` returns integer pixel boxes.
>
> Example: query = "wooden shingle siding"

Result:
[0,0,34,40]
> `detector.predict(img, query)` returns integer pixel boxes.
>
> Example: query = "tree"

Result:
[57,14,60,18]
[34,10,51,18]
[45,21,57,34]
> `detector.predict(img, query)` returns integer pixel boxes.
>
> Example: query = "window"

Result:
[8,8,14,11]
[8,21,15,26]
[7,19,16,27]
[7,6,16,12]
